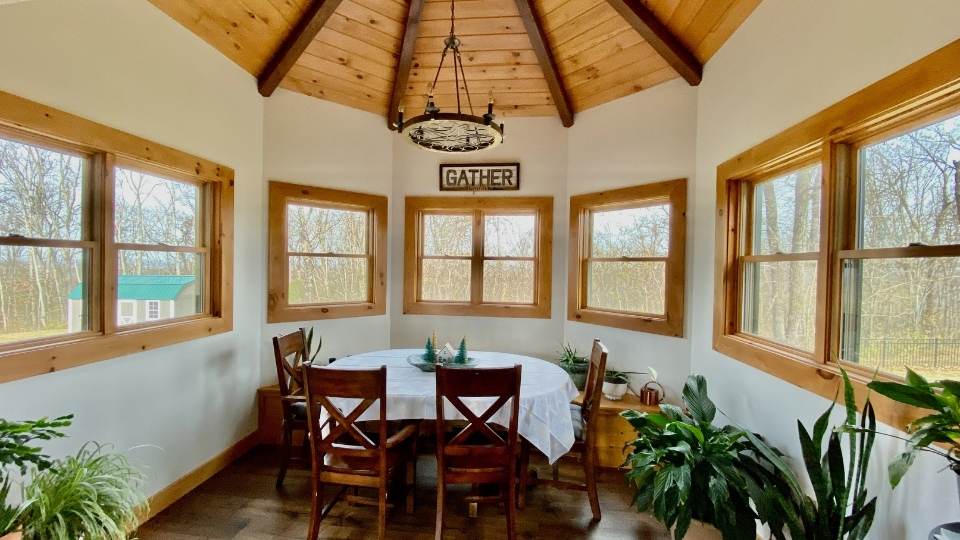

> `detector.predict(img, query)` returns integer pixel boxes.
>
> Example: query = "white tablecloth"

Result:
[325,349,579,464]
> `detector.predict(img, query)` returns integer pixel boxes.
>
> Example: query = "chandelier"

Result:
[392,0,504,153]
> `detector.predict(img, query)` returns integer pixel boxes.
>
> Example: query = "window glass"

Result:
[741,260,818,351]
[588,260,665,315]
[116,251,201,325]
[115,167,199,247]
[484,214,535,257]
[421,259,470,302]
[483,260,534,304]
[753,164,821,254]
[859,115,960,249]
[0,136,88,344]
[286,204,366,255]
[289,256,368,304]
[423,214,472,256]
[591,204,670,258]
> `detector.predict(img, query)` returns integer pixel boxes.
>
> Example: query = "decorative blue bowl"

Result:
[406,354,477,372]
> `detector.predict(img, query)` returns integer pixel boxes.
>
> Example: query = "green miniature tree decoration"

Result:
[455,338,468,364]
[424,337,437,364]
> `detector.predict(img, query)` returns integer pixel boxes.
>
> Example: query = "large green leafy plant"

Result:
[622,375,785,540]
[865,369,959,486]
[745,370,878,540]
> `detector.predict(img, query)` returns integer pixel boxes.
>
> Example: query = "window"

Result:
[839,113,960,381]
[267,181,387,323]
[0,90,234,383]
[568,180,686,336]
[713,39,960,427]
[404,197,553,318]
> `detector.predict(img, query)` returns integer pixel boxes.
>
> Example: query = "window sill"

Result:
[0,315,232,384]
[404,301,550,319]
[569,308,682,337]
[266,301,386,323]
[713,332,928,432]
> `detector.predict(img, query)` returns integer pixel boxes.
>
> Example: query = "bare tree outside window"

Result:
[841,114,960,379]
[287,204,369,305]
[0,136,87,344]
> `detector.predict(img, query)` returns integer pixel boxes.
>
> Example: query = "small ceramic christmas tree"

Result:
[424,336,437,364]
[455,338,468,364]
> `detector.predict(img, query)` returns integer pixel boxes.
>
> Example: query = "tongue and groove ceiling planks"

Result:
[149,0,759,125]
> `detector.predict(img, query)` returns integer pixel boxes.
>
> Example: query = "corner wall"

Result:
[0,0,264,498]
[691,0,960,536]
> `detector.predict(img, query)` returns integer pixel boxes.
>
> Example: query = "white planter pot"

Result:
[602,381,627,400]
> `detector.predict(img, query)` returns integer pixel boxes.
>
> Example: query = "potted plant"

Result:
[0,415,72,540]
[621,375,787,539]
[857,369,959,537]
[602,369,633,400]
[558,343,589,390]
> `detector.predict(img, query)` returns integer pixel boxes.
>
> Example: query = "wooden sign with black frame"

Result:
[439,162,520,192]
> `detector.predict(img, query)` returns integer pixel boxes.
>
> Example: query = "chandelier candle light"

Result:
[392,0,504,153]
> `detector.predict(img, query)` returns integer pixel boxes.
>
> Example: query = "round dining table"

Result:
[326,349,579,464]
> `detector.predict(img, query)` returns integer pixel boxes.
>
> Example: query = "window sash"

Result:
[417,208,540,306]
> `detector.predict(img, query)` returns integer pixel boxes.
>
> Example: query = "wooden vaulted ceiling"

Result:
[150,0,759,126]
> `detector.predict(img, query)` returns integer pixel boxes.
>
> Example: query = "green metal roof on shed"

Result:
[68,275,195,301]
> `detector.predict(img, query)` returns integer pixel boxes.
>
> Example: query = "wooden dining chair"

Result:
[434,365,522,540]
[271,328,311,489]
[301,364,418,540]
[520,339,607,521]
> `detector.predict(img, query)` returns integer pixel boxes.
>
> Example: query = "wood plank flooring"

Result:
[139,446,717,539]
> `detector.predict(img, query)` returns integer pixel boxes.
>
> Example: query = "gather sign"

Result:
[439,163,520,191]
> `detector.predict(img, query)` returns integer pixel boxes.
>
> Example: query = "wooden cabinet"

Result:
[575,392,658,469]
[257,384,305,446]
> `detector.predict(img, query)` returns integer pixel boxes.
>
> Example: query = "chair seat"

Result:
[570,403,584,441]
[290,401,307,420]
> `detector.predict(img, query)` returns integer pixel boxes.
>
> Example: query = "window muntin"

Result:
[286,203,371,306]
[0,134,92,346]
[839,112,960,380]
[405,197,552,318]
[738,163,822,352]
[586,202,670,315]
[114,165,206,327]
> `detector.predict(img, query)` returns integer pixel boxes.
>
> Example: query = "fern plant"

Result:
[20,442,147,540]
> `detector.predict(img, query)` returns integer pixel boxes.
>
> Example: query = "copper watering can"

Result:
[639,380,665,406]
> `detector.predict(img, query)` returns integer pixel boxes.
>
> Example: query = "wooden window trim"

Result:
[713,38,960,429]
[0,90,234,384]
[403,196,553,319]
[568,179,686,337]
[267,181,387,323]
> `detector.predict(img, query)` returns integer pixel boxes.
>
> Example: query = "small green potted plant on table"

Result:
[558,343,589,390]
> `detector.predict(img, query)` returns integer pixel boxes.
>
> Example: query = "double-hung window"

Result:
[569,180,686,336]
[267,181,387,322]
[404,197,553,318]
[714,40,960,426]
[0,90,234,383]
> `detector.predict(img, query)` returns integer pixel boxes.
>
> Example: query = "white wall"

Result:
[565,79,697,400]
[390,117,569,359]
[262,90,393,372]
[691,0,960,537]
[0,0,264,498]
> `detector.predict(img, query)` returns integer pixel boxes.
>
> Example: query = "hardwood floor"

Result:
[139,446,715,539]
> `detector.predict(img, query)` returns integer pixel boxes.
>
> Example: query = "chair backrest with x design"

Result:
[273,329,309,400]
[302,364,388,468]
[580,339,609,443]
[435,365,521,480]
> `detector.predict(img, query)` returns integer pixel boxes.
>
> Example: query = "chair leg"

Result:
[504,477,517,540]
[307,479,323,540]
[583,446,601,521]
[435,483,445,540]
[517,440,529,509]
[406,439,417,513]
[276,423,292,490]
[377,485,388,540]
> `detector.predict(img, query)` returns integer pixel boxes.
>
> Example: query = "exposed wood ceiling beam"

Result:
[258,0,344,97]
[514,0,574,127]
[605,0,702,86]
[388,0,425,129]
